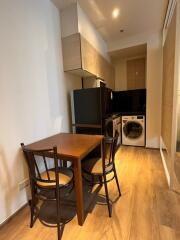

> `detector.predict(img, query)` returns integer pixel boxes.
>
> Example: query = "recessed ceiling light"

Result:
[112,8,120,19]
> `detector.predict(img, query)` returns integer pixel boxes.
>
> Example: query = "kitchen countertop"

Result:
[105,112,146,119]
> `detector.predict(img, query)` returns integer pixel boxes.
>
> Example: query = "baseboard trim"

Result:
[160,137,170,187]
[145,147,160,150]
[0,202,28,228]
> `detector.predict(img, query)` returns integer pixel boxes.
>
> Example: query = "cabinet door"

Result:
[135,58,145,89]
[81,35,97,76]
[127,59,136,89]
[62,33,82,71]
[127,58,145,90]
[97,54,115,89]
[62,33,115,85]
[81,35,115,89]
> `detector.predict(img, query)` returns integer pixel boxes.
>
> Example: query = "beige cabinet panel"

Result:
[62,33,115,89]
[81,35,97,76]
[161,7,180,193]
[62,33,82,71]
[127,58,145,90]
[127,59,136,89]
[135,58,145,89]
[96,53,115,89]
[161,9,176,154]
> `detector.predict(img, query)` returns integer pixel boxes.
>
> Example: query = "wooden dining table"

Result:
[26,133,104,226]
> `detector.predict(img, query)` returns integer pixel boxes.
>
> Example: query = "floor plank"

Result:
[0,146,180,240]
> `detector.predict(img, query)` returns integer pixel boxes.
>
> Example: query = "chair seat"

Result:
[37,168,73,188]
[82,157,113,175]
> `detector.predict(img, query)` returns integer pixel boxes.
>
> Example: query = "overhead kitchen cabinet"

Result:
[62,33,97,77]
[59,2,115,88]
[62,32,115,88]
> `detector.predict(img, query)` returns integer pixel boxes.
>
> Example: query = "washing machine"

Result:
[122,115,145,146]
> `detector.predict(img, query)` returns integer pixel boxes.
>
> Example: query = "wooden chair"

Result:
[21,143,73,240]
[82,131,121,217]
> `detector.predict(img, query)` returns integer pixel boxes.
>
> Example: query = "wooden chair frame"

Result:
[21,144,73,240]
[82,131,121,217]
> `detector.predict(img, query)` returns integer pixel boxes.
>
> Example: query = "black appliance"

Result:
[71,87,112,134]
[112,89,146,114]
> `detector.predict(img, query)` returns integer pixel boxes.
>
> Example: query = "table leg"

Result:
[73,160,84,226]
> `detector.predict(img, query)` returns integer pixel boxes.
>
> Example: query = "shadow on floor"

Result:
[35,180,103,238]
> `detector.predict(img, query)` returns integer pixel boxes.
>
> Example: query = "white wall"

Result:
[77,3,110,62]
[0,0,81,224]
[60,3,78,38]
[109,32,163,148]
[60,3,110,62]
[146,34,163,148]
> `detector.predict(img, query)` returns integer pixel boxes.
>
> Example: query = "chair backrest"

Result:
[103,130,119,167]
[21,143,59,188]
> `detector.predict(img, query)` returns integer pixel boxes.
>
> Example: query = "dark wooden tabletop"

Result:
[26,133,104,161]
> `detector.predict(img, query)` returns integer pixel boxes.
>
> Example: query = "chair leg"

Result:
[113,166,121,197]
[30,197,35,228]
[103,175,111,217]
[29,182,38,228]
[57,223,62,240]
[58,224,64,240]
[56,188,64,240]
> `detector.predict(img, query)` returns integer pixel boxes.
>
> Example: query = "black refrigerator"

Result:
[71,87,112,135]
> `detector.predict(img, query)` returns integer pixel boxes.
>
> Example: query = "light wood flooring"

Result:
[1,146,180,240]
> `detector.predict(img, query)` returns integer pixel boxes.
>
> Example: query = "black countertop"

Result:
[116,111,146,116]
[105,112,146,119]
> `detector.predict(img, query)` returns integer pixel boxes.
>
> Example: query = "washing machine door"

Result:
[123,121,143,139]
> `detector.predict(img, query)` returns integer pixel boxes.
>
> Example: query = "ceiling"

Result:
[52,0,168,43]
[110,44,147,60]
